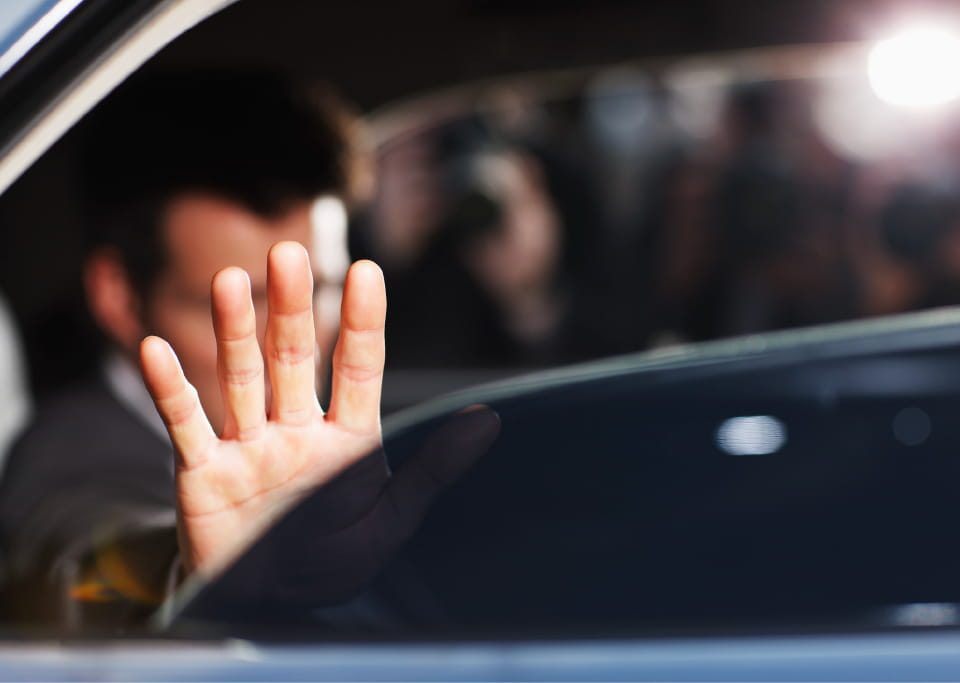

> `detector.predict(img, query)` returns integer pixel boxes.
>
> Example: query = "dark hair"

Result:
[80,70,361,297]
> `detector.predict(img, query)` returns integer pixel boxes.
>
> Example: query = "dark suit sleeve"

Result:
[0,380,178,627]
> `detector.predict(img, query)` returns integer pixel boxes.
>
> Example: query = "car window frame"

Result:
[0,0,235,198]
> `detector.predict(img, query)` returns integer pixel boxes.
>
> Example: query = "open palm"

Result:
[139,242,496,582]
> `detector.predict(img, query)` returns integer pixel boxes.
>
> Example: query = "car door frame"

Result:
[0,0,235,197]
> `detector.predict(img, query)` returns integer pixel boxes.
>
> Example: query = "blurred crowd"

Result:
[352,72,960,374]
[5,66,960,418]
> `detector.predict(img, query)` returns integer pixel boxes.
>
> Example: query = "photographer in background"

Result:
[375,122,581,370]
[876,182,960,311]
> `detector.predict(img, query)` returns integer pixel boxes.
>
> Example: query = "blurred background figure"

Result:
[874,182,960,311]
[371,126,576,369]
[691,81,858,339]
[453,147,569,364]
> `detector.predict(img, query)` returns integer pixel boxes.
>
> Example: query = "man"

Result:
[0,73,497,626]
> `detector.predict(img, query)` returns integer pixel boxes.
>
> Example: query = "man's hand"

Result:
[138,241,472,579]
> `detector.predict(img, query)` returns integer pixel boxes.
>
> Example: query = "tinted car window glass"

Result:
[176,317,960,636]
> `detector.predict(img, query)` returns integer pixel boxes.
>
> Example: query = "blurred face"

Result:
[463,152,561,301]
[144,193,348,433]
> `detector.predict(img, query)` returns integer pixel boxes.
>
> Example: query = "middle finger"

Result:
[212,267,266,440]
[265,241,321,425]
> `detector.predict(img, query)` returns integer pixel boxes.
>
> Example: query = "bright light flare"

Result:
[868,26,960,108]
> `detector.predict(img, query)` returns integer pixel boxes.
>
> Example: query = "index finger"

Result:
[326,260,386,434]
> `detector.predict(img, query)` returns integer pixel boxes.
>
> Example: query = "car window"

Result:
[174,312,960,636]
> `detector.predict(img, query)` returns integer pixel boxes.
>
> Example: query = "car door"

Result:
[167,306,960,636]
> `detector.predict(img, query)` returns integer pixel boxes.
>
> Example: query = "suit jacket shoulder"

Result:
[0,377,174,580]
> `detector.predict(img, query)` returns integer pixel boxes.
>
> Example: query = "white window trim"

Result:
[0,0,86,80]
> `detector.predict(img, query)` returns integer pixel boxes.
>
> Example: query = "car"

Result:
[4,0,960,680]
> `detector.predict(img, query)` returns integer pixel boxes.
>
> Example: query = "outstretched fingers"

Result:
[140,336,217,469]
[212,267,266,440]
[327,260,386,434]
[265,241,322,425]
